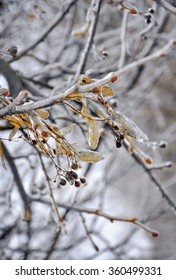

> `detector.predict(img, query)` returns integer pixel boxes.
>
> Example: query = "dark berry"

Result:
[80,177,87,184]
[59,178,67,186]
[74,181,81,188]
[145,14,152,24]
[115,140,122,148]
[69,170,78,180]
[113,125,119,131]
[159,141,167,149]
[148,8,155,14]
[71,163,79,170]
[65,173,74,184]
[32,139,38,145]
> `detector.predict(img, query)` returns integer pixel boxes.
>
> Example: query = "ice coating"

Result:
[112,110,149,143]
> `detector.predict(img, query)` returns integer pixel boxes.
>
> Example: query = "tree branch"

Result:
[74,0,103,81]
[8,0,78,62]
[2,142,31,219]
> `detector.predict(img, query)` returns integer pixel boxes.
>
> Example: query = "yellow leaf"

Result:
[88,119,99,150]
[0,140,6,170]
[3,115,23,127]
[82,98,89,116]
[67,92,83,101]
[58,124,76,137]
[25,208,31,222]
[36,109,49,119]
[72,22,90,37]
[18,114,32,129]
[9,125,20,140]
[101,85,114,96]
[77,149,104,163]
[80,76,95,85]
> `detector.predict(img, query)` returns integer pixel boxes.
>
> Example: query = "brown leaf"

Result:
[71,22,90,37]
[80,76,95,86]
[36,109,49,119]
[101,85,114,97]
[25,208,31,222]
[88,119,99,150]
[9,125,21,140]
[77,149,104,163]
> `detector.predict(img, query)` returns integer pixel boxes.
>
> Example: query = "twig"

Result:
[30,197,159,237]
[74,0,103,81]
[37,151,63,224]
[8,0,78,62]
[147,161,173,170]
[123,141,176,214]
[155,0,176,15]
[117,38,176,76]
[2,142,31,220]
[0,39,174,118]
[118,9,128,69]
[80,213,99,251]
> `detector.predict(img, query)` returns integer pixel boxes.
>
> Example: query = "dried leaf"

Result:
[72,22,90,37]
[58,124,76,137]
[82,99,89,116]
[36,109,49,119]
[0,140,6,170]
[101,85,114,97]
[3,115,23,127]
[9,125,20,140]
[25,208,31,222]
[112,110,149,142]
[80,76,95,86]
[88,119,99,150]
[67,92,83,102]
[18,114,32,129]
[77,149,104,163]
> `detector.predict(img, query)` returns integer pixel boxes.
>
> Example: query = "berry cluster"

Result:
[59,163,87,188]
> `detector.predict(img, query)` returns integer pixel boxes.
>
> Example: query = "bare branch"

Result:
[2,142,31,219]
[74,0,103,81]
[8,0,78,62]
[155,0,176,15]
